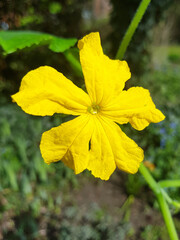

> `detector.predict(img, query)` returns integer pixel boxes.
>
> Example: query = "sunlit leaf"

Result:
[49,37,77,53]
[0,30,77,54]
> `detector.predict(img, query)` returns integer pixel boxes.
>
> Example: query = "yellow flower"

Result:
[12,32,165,180]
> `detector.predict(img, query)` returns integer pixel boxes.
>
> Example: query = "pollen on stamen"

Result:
[87,104,100,115]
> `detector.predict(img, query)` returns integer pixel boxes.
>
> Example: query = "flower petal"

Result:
[98,116,144,174]
[12,66,91,116]
[78,32,131,106]
[101,87,165,130]
[40,115,94,174]
[87,117,116,180]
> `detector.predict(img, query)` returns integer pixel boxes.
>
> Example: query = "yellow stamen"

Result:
[87,104,100,115]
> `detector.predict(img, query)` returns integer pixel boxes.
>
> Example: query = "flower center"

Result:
[87,104,100,115]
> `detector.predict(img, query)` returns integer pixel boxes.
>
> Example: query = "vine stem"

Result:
[139,164,179,240]
[116,0,151,60]
[159,180,180,188]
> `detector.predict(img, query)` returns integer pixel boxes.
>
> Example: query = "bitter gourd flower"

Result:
[12,32,165,180]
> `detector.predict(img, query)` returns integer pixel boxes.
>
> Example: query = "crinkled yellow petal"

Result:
[101,87,165,130]
[12,66,91,116]
[78,32,131,106]
[98,116,144,174]
[87,116,116,180]
[40,115,94,174]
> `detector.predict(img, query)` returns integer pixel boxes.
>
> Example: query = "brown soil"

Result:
[71,173,164,235]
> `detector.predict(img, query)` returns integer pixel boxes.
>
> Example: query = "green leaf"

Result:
[49,37,77,53]
[0,30,77,54]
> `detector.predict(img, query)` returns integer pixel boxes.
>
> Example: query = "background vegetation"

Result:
[0,0,180,239]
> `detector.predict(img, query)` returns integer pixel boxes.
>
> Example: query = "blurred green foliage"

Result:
[168,46,180,64]
[0,104,79,238]
[141,224,168,240]
[49,2,62,15]
[110,0,174,74]
[2,202,134,240]
[0,104,78,192]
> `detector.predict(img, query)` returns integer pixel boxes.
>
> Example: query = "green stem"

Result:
[116,0,151,60]
[139,164,179,240]
[161,189,180,209]
[63,50,83,77]
[159,180,180,188]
